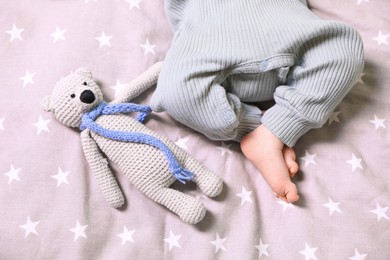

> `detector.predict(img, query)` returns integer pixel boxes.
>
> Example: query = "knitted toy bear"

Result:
[43,62,223,224]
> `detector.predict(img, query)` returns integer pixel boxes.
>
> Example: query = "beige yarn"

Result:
[43,62,223,224]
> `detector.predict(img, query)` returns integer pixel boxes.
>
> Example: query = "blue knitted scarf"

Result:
[80,101,194,184]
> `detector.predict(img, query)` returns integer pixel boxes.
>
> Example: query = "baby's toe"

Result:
[285,183,299,203]
[288,161,299,177]
[282,147,299,177]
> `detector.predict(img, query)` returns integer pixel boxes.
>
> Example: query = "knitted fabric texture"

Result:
[44,63,223,224]
[84,111,223,224]
[44,68,103,128]
[80,101,194,184]
[150,0,365,146]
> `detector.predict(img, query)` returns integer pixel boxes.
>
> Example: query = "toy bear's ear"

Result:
[42,95,53,112]
[75,67,92,79]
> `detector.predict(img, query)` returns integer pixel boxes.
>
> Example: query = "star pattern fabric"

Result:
[19,70,36,87]
[278,199,295,212]
[0,0,389,259]
[210,233,227,253]
[369,115,386,130]
[175,136,189,150]
[95,32,113,48]
[0,118,5,130]
[110,80,127,97]
[323,197,342,216]
[5,24,24,42]
[69,220,88,241]
[255,239,270,258]
[346,153,364,172]
[3,164,22,184]
[349,249,368,260]
[164,230,182,250]
[33,115,51,135]
[299,150,317,168]
[50,26,67,43]
[215,142,233,156]
[117,226,135,245]
[370,203,389,222]
[299,243,318,260]
[140,39,156,56]
[20,217,40,238]
[126,0,143,10]
[372,31,390,45]
[327,111,341,125]
[236,186,253,206]
[51,167,70,187]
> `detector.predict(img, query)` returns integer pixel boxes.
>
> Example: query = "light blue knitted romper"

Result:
[150,0,364,147]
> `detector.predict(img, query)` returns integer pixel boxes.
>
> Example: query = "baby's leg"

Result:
[241,124,299,203]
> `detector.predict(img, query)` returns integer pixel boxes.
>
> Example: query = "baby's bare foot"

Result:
[241,125,300,203]
[272,181,299,203]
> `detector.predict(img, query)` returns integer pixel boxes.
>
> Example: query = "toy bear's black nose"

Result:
[80,90,95,104]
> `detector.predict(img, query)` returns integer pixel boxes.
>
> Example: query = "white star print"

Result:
[33,115,51,135]
[20,217,39,238]
[3,164,21,184]
[356,0,369,5]
[117,226,135,245]
[50,26,66,43]
[19,70,36,87]
[348,248,367,260]
[51,167,70,187]
[5,24,24,42]
[164,230,181,250]
[175,136,189,150]
[0,117,5,130]
[236,186,253,206]
[189,189,208,200]
[299,243,318,260]
[369,115,386,130]
[372,31,389,45]
[358,72,365,84]
[69,220,88,241]
[299,150,317,168]
[328,111,341,125]
[277,199,295,212]
[210,233,227,253]
[140,39,156,55]
[346,153,363,172]
[323,197,341,216]
[255,239,270,257]
[110,80,127,97]
[370,203,389,222]
[216,142,233,156]
[95,32,112,48]
[84,0,97,3]
[125,0,143,10]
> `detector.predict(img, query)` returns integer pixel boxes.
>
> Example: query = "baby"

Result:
[150,0,364,202]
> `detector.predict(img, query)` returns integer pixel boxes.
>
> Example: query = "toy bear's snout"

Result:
[80,90,95,104]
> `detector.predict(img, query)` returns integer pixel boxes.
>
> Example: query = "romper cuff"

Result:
[233,103,262,142]
[260,104,320,147]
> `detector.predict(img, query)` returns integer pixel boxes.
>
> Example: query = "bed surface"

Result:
[1,0,389,259]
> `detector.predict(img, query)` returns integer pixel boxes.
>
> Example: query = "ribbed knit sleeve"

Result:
[261,22,364,147]
[152,0,364,145]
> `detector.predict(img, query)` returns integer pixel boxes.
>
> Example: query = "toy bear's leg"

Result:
[151,187,206,224]
[183,156,223,198]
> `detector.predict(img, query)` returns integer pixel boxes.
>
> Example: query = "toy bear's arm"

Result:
[80,129,125,208]
[111,62,163,104]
